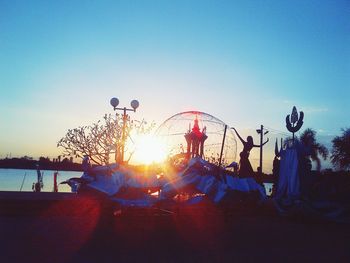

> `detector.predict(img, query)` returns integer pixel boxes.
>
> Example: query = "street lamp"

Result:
[256,125,269,175]
[110,97,139,163]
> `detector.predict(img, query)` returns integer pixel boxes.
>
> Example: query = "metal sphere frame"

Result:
[156,111,237,167]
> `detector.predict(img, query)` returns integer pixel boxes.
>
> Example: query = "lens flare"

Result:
[132,134,167,164]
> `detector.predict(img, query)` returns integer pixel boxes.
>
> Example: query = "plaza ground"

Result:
[0,193,349,263]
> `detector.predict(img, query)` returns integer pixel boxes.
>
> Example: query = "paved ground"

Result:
[0,199,349,263]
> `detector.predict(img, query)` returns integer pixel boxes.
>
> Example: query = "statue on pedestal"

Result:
[184,117,208,159]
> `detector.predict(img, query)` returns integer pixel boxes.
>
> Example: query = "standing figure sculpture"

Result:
[232,128,268,177]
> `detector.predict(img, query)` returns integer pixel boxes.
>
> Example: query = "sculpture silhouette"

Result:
[286,106,304,142]
[232,128,266,177]
[184,117,208,158]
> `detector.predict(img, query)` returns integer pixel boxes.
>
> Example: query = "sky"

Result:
[0,0,349,172]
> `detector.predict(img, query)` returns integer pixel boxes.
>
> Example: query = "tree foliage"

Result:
[283,128,328,171]
[299,128,328,171]
[331,128,350,170]
[57,114,155,165]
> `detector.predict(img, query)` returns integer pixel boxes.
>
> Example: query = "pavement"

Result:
[0,196,349,263]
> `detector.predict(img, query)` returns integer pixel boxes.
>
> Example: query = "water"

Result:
[263,182,273,196]
[0,168,275,196]
[0,168,82,192]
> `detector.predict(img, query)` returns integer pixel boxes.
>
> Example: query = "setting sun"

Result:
[131,134,167,165]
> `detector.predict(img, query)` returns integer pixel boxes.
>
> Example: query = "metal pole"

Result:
[121,107,127,163]
[219,125,227,167]
[259,124,263,175]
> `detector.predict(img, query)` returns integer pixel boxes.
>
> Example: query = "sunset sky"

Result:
[1,0,349,172]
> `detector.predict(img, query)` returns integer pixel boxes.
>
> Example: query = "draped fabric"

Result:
[275,147,300,202]
[78,157,266,207]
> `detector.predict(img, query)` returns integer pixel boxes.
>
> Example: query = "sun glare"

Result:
[132,134,167,165]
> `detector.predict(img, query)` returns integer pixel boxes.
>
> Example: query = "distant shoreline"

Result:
[0,167,83,172]
[0,157,83,172]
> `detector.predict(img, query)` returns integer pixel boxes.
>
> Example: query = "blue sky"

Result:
[0,0,349,171]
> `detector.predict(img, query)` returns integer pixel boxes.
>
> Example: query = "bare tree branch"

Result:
[57,114,155,165]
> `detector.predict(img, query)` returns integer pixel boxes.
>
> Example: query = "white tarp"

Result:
[226,176,266,198]
[160,158,266,203]
[275,147,300,201]
[87,171,126,196]
[78,157,266,206]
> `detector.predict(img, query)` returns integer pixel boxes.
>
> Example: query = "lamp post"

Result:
[256,125,269,175]
[110,97,139,163]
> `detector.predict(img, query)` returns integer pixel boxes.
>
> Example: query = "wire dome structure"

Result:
[155,111,237,167]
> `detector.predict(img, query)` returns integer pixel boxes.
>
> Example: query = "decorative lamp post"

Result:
[256,125,269,175]
[110,97,139,163]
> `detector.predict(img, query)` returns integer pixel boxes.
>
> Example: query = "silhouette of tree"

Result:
[39,156,51,166]
[283,128,328,171]
[299,128,328,171]
[57,114,155,165]
[331,128,350,170]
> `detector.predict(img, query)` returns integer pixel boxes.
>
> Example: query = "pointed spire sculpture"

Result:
[184,116,208,158]
[275,138,279,157]
[286,106,304,142]
[274,138,283,157]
